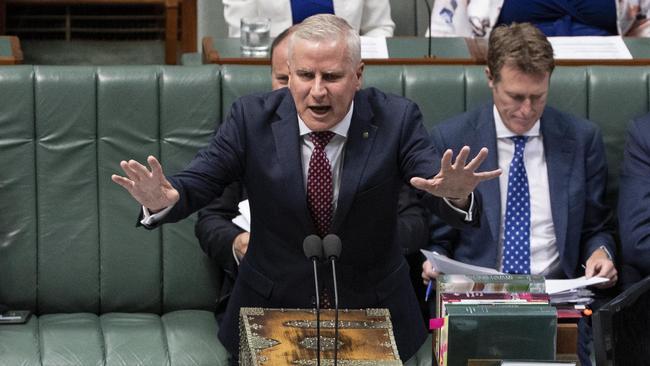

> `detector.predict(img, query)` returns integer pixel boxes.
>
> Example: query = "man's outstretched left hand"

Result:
[410,146,501,208]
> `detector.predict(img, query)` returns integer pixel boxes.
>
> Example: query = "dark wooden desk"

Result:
[203,36,650,66]
[1,0,197,64]
[0,35,23,64]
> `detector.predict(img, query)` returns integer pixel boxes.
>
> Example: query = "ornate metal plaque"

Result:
[239,308,401,366]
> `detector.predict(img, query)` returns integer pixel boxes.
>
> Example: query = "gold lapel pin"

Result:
[362,131,369,139]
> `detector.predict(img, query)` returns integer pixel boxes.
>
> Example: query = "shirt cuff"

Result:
[140,205,173,227]
[598,245,614,262]
[442,192,475,222]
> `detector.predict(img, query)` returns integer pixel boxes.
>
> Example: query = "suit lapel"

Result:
[473,105,501,247]
[332,94,377,233]
[541,110,574,258]
[271,94,314,232]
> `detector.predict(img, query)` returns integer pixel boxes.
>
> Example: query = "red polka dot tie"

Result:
[307,131,335,238]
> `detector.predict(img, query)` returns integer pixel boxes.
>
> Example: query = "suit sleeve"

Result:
[159,99,247,225]
[195,181,247,276]
[398,100,482,231]
[397,184,430,255]
[618,117,650,274]
[424,125,462,257]
[579,126,616,264]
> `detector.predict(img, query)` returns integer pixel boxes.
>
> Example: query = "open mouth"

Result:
[309,106,331,115]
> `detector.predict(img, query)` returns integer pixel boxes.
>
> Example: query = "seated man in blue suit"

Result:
[421,22,617,366]
[112,14,500,364]
[618,113,650,288]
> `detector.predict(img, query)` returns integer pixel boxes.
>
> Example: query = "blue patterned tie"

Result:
[503,136,531,274]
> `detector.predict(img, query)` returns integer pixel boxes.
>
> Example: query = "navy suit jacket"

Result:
[194,182,430,318]
[158,87,480,360]
[428,103,615,279]
[619,114,650,284]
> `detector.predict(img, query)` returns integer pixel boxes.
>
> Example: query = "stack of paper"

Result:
[421,249,609,305]
[546,276,608,305]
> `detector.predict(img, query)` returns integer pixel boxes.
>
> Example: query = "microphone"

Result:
[322,234,342,366]
[303,234,324,366]
[422,0,433,58]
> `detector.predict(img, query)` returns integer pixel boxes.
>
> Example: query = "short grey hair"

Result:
[288,14,361,68]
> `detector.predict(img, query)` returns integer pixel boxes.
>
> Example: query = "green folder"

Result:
[440,304,557,366]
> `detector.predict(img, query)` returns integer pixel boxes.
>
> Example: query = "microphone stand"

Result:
[312,259,321,366]
[422,0,433,58]
[330,257,339,366]
[323,234,342,366]
[303,235,323,366]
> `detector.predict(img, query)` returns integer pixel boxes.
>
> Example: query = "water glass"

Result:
[240,17,271,56]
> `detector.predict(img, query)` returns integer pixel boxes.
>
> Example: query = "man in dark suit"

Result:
[195,26,431,322]
[420,22,617,366]
[112,14,500,363]
[618,113,650,288]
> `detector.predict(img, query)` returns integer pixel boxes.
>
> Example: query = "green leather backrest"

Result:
[0,65,222,315]
[1,64,648,315]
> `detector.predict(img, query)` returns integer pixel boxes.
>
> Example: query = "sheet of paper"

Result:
[545,276,609,295]
[231,199,250,232]
[421,249,503,275]
[360,36,389,59]
[548,36,632,59]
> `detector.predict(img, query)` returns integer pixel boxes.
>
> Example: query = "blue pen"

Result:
[424,251,440,302]
[425,281,433,302]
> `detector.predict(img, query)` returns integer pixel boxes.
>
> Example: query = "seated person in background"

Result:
[421,22,617,366]
[618,113,650,289]
[223,0,394,37]
[429,0,649,38]
[195,25,431,320]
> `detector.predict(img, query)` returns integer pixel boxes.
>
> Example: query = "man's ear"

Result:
[356,62,365,90]
[485,67,495,88]
[287,61,293,88]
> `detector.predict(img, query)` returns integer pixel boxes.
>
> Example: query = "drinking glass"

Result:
[240,17,271,56]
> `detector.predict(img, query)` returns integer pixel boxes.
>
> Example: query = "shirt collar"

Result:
[298,101,354,138]
[493,104,541,139]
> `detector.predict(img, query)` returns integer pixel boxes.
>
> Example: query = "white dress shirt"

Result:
[493,105,560,275]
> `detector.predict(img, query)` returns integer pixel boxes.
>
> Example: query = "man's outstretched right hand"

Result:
[111,155,180,213]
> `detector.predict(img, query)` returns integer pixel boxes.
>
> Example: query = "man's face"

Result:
[271,38,290,90]
[288,37,363,131]
[488,64,550,135]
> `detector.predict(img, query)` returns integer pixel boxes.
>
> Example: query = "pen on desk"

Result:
[425,281,433,302]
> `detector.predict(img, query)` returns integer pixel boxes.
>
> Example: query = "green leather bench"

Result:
[0,64,649,365]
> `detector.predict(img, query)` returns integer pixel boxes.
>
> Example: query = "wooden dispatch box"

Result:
[239,307,402,366]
